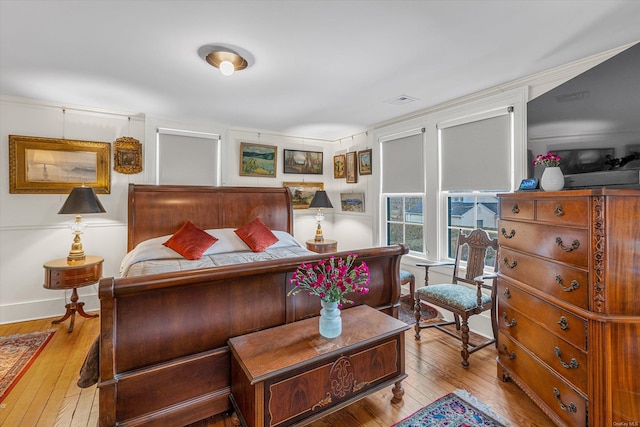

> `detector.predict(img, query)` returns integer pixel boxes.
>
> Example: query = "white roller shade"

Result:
[157,128,220,185]
[440,112,511,191]
[381,131,424,193]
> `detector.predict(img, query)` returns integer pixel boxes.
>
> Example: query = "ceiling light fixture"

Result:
[205,50,248,77]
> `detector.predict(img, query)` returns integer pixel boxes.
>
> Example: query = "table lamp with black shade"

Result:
[58,186,106,265]
[309,190,333,243]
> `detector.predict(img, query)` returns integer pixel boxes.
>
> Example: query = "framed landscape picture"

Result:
[9,135,111,194]
[340,192,365,212]
[283,182,324,209]
[239,142,277,177]
[333,154,345,179]
[283,149,323,174]
[346,152,357,183]
[358,149,372,175]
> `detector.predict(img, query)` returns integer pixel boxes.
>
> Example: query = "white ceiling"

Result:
[1,0,640,141]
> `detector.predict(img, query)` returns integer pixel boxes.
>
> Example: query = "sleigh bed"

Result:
[96,184,408,426]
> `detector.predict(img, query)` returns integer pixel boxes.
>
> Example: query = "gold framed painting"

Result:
[9,135,111,194]
[113,137,142,174]
[346,152,358,184]
[283,182,324,209]
[239,142,277,177]
[333,154,346,179]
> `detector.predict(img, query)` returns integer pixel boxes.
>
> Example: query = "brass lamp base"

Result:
[67,230,86,265]
[314,223,324,243]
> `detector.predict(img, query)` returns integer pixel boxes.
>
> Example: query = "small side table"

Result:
[43,255,102,333]
[306,239,337,254]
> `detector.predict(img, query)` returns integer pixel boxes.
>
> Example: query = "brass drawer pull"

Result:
[502,312,517,328]
[557,316,569,331]
[553,204,564,217]
[502,257,517,269]
[553,387,577,413]
[555,237,580,252]
[554,347,579,369]
[502,344,516,360]
[501,228,516,239]
[511,203,520,214]
[503,288,511,299]
[555,275,580,292]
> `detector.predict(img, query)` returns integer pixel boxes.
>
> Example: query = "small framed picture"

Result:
[346,152,357,184]
[358,149,372,175]
[239,142,277,177]
[283,182,324,209]
[340,192,365,212]
[283,149,323,174]
[333,154,346,179]
[114,137,142,174]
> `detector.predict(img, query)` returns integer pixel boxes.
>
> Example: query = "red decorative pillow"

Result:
[234,218,278,252]
[163,221,218,260]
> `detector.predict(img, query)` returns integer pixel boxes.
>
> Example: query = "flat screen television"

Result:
[527,43,640,188]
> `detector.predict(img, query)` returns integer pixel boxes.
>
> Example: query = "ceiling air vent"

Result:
[385,95,419,106]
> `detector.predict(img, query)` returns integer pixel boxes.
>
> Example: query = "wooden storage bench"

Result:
[228,305,410,427]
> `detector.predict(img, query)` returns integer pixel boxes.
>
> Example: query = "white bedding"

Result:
[121,228,313,277]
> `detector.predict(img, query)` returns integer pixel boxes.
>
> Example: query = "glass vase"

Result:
[540,166,564,191]
[319,300,342,338]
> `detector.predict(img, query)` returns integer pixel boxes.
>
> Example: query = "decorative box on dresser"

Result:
[496,188,639,427]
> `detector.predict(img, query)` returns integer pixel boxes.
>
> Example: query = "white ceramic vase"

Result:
[540,166,564,192]
[319,300,342,338]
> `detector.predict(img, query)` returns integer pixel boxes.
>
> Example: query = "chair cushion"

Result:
[400,269,415,281]
[416,284,491,311]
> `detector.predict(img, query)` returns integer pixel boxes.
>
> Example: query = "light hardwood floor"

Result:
[0,311,555,427]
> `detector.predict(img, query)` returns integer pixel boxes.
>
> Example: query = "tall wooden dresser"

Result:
[496,188,639,426]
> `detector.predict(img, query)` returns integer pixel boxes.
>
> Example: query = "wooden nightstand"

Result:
[306,239,337,253]
[43,255,103,333]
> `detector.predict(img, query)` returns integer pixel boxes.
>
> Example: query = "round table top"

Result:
[43,255,104,269]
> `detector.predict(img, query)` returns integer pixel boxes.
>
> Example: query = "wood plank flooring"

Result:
[0,311,555,427]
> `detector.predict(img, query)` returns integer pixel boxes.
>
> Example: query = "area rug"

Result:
[398,294,441,325]
[392,389,510,427]
[0,330,55,402]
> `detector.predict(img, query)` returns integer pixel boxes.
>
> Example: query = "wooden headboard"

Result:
[127,184,294,251]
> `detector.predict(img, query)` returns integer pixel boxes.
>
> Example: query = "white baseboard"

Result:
[0,292,99,325]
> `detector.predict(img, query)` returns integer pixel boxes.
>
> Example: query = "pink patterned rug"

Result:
[392,389,510,426]
[0,330,55,402]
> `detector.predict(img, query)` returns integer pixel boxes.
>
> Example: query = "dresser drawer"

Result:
[535,198,589,227]
[497,301,587,393]
[500,198,534,220]
[497,280,587,351]
[499,220,588,268]
[499,247,589,310]
[498,332,588,427]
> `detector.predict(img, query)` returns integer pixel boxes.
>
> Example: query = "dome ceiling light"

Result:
[205,49,248,77]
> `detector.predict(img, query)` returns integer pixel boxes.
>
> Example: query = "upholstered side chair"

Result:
[414,228,498,368]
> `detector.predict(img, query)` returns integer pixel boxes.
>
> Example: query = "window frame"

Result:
[382,192,426,256]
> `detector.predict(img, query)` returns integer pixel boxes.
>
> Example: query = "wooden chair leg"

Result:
[460,316,470,368]
[414,295,422,340]
[454,313,461,331]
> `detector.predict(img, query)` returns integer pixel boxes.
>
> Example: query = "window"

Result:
[156,127,221,185]
[439,108,513,265]
[386,195,424,252]
[380,129,425,254]
[446,193,498,266]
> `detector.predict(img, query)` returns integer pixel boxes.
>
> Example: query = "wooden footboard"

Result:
[98,244,408,426]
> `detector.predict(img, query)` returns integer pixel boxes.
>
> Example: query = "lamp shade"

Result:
[58,186,106,214]
[309,191,333,209]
